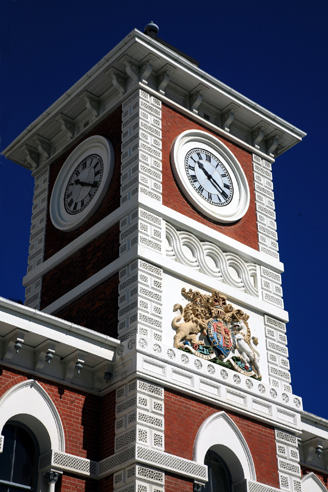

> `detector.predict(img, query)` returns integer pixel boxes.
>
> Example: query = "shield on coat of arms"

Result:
[207,318,235,357]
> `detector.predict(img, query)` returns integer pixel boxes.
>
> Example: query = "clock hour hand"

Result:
[197,161,224,194]
[74,178,98,188]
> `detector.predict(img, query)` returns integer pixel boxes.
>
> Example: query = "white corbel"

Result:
[140,56,157,85]
[64,351,85,382]
[92,361,113,390]
[190,84,207,114]
[252,122,269,149]
[34,135,51,160]
[106,67,126,95]
[34,341,56,371]
[3,329,26,361]
[24,145,39,170]
[80,91,100,120]
[124,59,139,85]
[266,131,283,157]
[55,114,75,141]
[221,103,239,133]
[156,64,174,95]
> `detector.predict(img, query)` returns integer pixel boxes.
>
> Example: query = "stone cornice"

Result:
[3,29,306,172]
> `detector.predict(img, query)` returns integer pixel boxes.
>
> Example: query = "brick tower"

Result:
[1,23,327,492]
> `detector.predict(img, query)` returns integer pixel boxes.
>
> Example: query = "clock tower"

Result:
[1,22,327,492]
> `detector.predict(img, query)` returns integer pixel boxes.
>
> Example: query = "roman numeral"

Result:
[81,199,84,208]
[208,192,212,201]
[95,170,101,176]
[224,183,230,190]
[205,154,211,162]
[189,164,195,171]
[197,153,202,160]
[68,199,74,208]
[191,175,198,183]
[198,185,204,193]
[221,190,228,199]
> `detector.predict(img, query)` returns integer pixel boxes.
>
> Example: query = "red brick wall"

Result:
[0,367,115,461]
[54,274,119,338]
[162,104,258,250]
[165,388,279,488]
[302,466,328,489]
[44,106,122,261]
[59,474,95,492]
[41,223,119,309]
[166,472,193,492]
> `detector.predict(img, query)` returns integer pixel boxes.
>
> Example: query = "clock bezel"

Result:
[50,135,114,231]
[171,130,250,223]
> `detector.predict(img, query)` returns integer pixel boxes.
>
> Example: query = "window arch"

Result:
[0,422,39,491]
[193,411,256,484]
[204,449,232,492]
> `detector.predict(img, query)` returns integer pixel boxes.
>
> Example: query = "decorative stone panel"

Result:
[120,208,163,257]
[118,259,163,343]
[121,90,162,206]
[264,315,292,392]
[114,379,164,454]
[24,167,49,308]
[165,222,258,297]
[275,429,302,492]
[253,154,279,261]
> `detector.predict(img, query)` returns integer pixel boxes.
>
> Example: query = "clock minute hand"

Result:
[74,179,98,188]
[197,161,224,194]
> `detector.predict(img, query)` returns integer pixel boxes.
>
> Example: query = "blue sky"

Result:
[0,0,327,418]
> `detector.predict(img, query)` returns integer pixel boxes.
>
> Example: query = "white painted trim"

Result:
[24,194,283,290]
[42,246,137,314]
[23,196,137,287]
[0,297,120,356]
[0,379,65,454]
[4,29,305,165]
[302,472,328,492]
[42,241,288,320]
[193,411,256,483]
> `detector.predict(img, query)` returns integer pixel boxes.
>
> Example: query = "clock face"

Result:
[50,136,114,231]
[64,154,104,215]
[171,130,250,223]
[185,148,233,207]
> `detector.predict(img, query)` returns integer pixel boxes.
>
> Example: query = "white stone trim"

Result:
[232,479,283,491]
[38,444,207,481]
[118,258,163,343]
[193,411,256,483]
[274,428,302,492]
[166,222,258,297]
[253,155,280,262]
[25,167,49,309]
[23,195,135,287]
[0,379,65,454]
[302,472,327,492]
[121,90,162,206]
[23,187,283,290]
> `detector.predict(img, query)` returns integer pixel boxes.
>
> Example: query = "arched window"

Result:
[204,449,232,492]
[0,422,39,492]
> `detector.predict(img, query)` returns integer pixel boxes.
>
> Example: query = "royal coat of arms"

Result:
[172,288,261,379]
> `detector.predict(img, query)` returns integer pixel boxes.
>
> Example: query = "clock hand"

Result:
[197,161,224,194]
[74,179,98,188]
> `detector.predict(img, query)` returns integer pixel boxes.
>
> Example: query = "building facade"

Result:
[1,25,327,492]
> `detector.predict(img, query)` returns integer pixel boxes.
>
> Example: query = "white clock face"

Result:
[185,148,233,207]
[171,130,250,223]
[64,154,104,215]
[50,136,114,231]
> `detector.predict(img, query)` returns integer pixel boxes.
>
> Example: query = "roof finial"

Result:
[144,21,159,36]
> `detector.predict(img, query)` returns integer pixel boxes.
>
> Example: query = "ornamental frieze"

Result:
[172,288,261,380]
